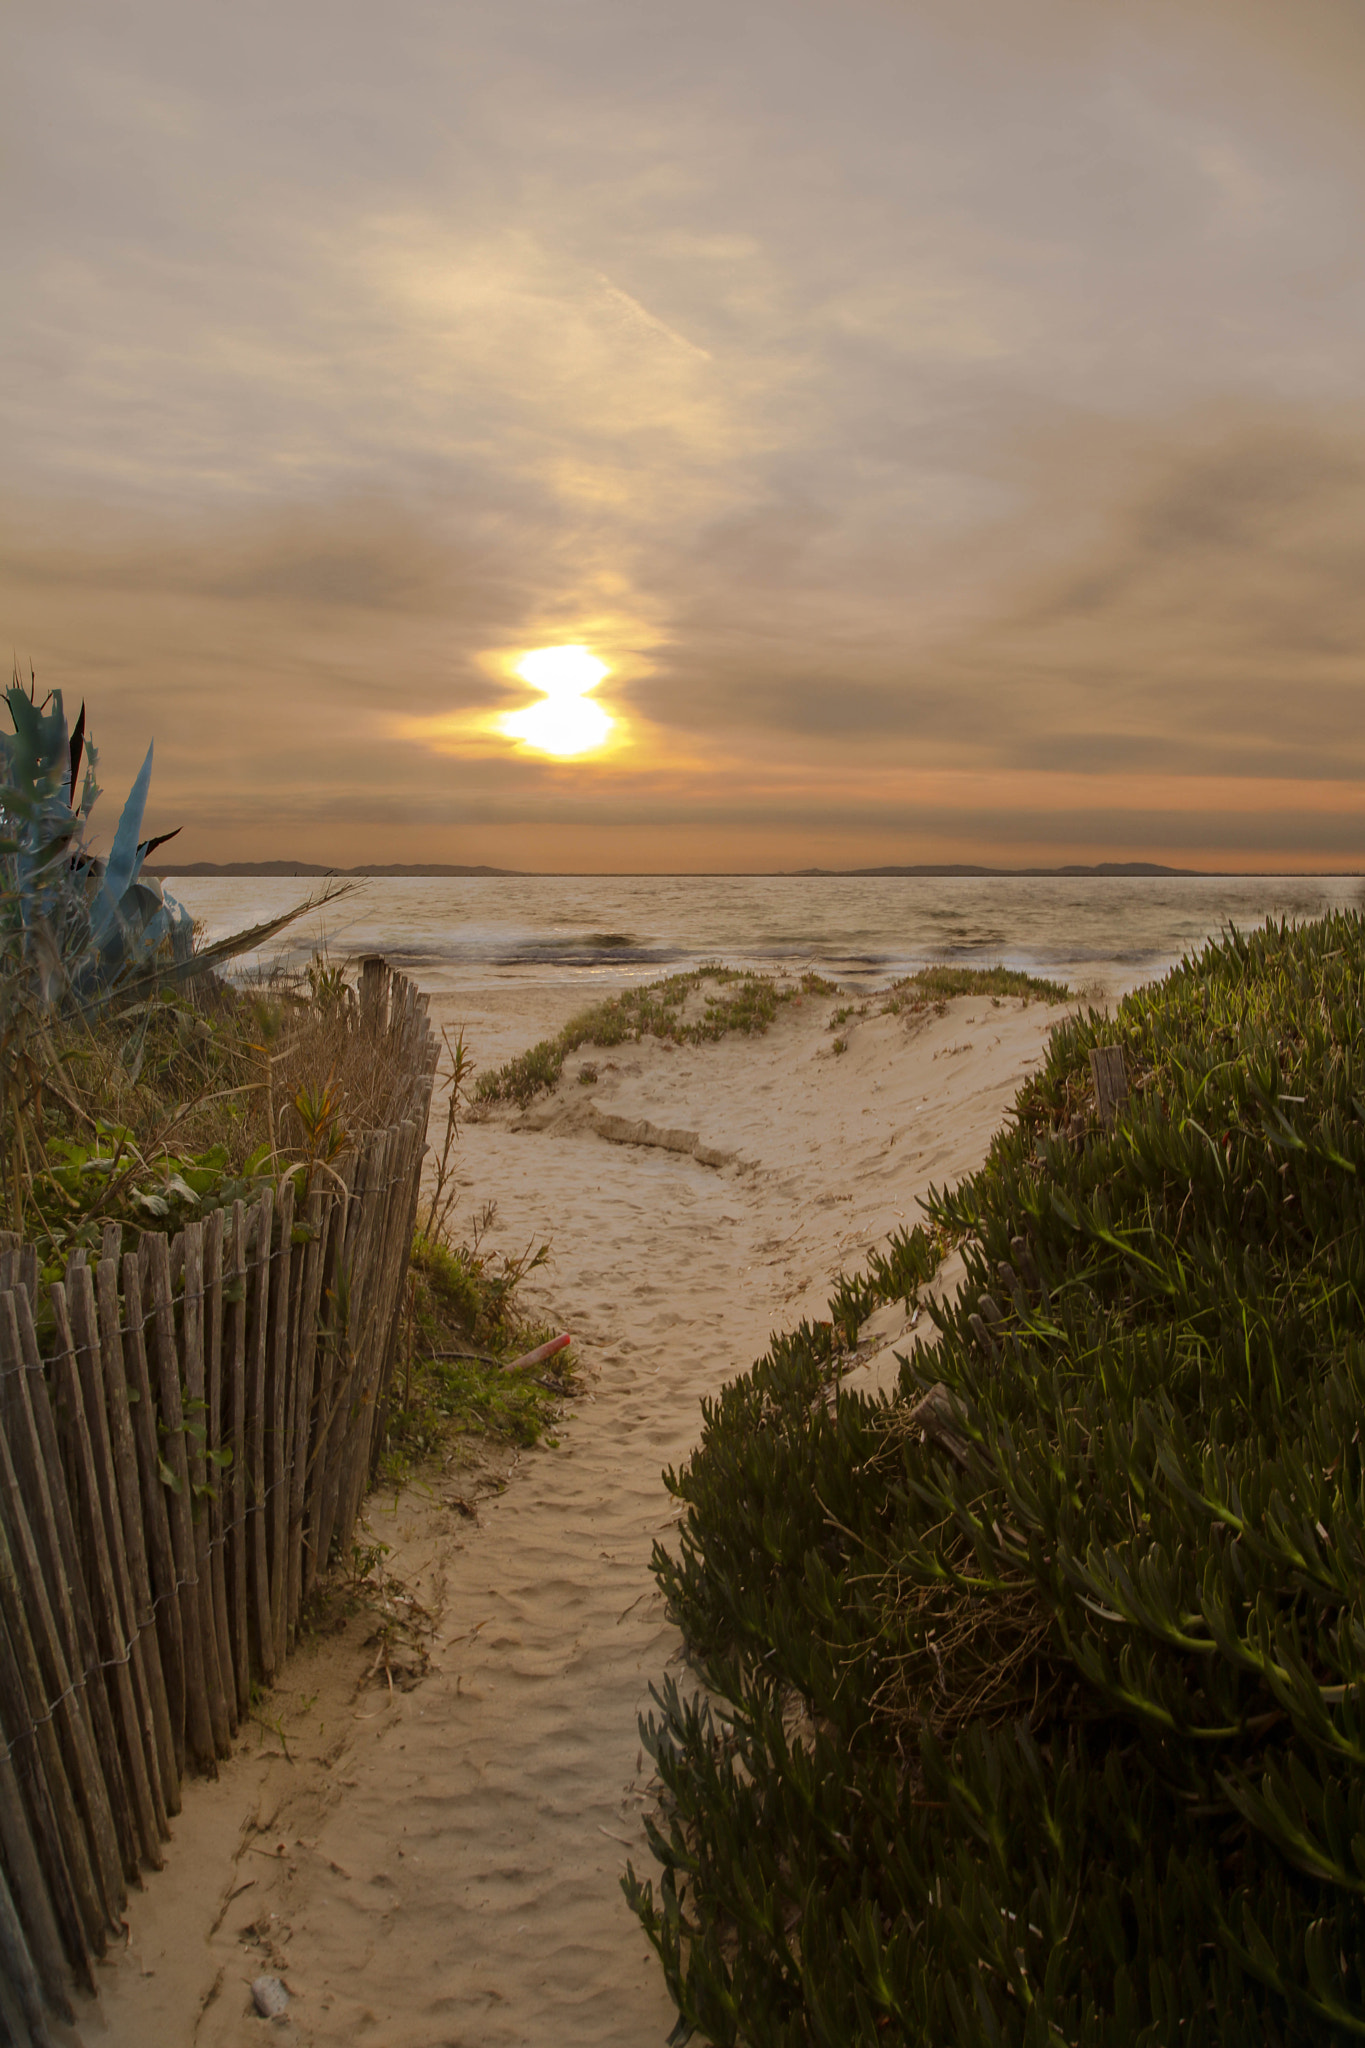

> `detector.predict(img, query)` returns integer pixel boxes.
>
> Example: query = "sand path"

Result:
[76,983,1066,2047]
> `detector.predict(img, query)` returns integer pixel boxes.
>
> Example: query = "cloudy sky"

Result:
[4,0,1364,870]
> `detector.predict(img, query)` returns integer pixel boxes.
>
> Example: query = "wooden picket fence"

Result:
[0,960,436,2041]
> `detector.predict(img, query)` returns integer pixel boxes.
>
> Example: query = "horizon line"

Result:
[146,859,1365,882]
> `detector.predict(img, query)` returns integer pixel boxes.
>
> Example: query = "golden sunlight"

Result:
[499,644,614,757]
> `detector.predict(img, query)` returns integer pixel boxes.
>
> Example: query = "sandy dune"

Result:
[75,980,1073,2047]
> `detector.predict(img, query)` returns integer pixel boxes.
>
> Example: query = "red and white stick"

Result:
[501,1332,572,1375]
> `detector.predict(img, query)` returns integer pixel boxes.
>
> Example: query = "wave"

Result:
[169,873,1365,995]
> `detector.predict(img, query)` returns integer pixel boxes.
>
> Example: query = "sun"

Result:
[499,645,614,758]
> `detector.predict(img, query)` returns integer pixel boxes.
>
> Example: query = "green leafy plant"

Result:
[627,913,1365,2045]
[0,674,189,1001]
[1,676,184,1228]
[291,1076,349,1193]
[381,1226,569,1482]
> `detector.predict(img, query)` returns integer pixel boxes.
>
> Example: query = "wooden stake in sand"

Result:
[94,1258,178,1818]
[144,1235,217,1773]
[182,1223,232,1759]
[120,1252,186,1783]
[1090,1045,1129,1128]
[287,1190,329,1647]
[224,1201,251,1720]
[247,1188,276,1685]
[203,1207,238,1738]
[267,1179,297,1677]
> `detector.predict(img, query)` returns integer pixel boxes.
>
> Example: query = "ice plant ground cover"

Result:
[628,913,1365,2046]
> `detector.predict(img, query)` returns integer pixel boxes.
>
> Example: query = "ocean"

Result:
[164,872,1365,1003]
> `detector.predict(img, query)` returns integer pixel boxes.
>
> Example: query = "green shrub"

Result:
[627,912,1365,2045]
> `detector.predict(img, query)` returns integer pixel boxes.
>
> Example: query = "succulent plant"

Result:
[0,675,188,1009]
[630,916,1365,2044]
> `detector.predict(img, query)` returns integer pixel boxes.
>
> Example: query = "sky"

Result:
[3,0,1364,872]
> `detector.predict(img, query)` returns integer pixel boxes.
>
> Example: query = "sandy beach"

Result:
[73,975,1083,2047]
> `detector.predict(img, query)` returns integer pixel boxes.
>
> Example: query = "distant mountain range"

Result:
[792,861,1203,878]
[146,859,1350,881]
[145,861,521,878]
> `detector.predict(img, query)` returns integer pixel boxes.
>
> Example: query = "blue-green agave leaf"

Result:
[100,741,155,906]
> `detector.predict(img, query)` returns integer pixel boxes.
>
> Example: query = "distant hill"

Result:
[145,861,521,879]
[792,861,1205,878]
[147,860,1355,882]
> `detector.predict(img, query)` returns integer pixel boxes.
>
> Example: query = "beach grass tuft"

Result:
[6,951,429,1277]
[475,966,809,1108]
[380,1227,572,1480]
[881,961,1069,1013]
[626,911,1365,2043]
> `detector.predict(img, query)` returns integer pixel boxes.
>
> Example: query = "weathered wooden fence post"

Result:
[0,961,436,2039]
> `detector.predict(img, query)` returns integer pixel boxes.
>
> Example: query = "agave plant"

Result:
[0,675,189,1010]
[0,674,346,1233]
[0,676,194,1228]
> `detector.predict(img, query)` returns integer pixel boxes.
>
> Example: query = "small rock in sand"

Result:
[251,1973,290,2019]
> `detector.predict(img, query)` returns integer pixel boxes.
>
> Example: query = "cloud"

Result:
[4,0,1365,866]
[6,391,1365,866]
[620,403,1365,789]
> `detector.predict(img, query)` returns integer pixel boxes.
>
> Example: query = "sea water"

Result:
[164,872,1364,1003]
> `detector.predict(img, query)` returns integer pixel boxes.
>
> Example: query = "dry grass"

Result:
[60,962,417,1163]
[851,1511,1067,1750]
[15,954,428,1263]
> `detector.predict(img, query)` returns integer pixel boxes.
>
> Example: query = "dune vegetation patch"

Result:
[380,1227,574,1482]
[627,913,1365,2045]
[0,675,417,1286]
[473,962,1062,1111]
[382,1035,576,1483]
[881,961,1070,1016]
[473,966,840,1110]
